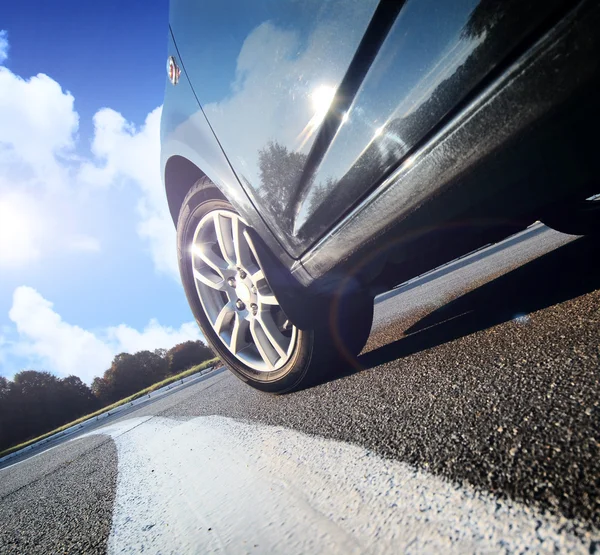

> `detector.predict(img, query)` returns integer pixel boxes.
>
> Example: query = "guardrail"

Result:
[0,365,221,467]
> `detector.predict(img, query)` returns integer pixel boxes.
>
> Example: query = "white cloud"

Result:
[0,58,81,269]
[0,193,42,265]
[9,286,114,383]
[0,67,78,191]
[107,319,200,355]
[0,30,8,64]
[8,286,202,384]
[67,235,101,253]
[0,38,172,277]
[79,106,177,277]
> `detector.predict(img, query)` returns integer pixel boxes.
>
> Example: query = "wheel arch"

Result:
[164,155,213,225]
[163,154,361,330]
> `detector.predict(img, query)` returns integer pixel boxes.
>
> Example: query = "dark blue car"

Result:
[161,0,600,392]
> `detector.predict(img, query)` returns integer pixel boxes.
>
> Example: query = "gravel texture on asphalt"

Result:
[0,227,598,550]
[0,436,117,553]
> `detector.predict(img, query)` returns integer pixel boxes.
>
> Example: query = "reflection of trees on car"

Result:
[257,141,309,228]
[295,0,552,234]
[258,141,333,227]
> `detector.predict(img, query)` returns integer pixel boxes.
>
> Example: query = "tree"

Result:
[167,340,214,375]
[0,342,214,452]
[12,371,64,439]
[0,370,97,451]
[61,376,99,416]
[0,375,18,450]
[93,351,169,405]
[91,376,114,405]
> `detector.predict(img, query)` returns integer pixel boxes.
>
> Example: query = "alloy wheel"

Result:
[191,209,297,372]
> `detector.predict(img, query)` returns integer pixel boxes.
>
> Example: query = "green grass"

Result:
[0,358,220,459]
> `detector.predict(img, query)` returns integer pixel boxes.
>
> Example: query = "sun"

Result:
[297,85,338,149]
[310,85,336,126]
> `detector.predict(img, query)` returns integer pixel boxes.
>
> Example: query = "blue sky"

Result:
[0,1,202,383]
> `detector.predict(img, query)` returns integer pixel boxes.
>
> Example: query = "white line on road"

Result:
[78,416,598,553]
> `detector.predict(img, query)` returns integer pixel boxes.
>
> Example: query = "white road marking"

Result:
[81,416,597,554]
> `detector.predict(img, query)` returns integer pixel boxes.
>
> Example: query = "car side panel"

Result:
[169,0,572,260]
[168,0,379,257]
[161,31,294,268]
[290,0,572,246]
[296,0,600,283]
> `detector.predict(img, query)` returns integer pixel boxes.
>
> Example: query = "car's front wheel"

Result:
[177,180,373,393]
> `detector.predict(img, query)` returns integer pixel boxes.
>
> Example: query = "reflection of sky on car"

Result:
[172,0,486,247]
[171,0,378,192]
[201,15,375,182]
[310,0,483,188]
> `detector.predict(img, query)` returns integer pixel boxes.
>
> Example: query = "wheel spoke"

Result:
[214,302,236,335]
[250,320,277,369]
[251,269,264,284]
[230,313,250,354]
[251,269,278,305]
[213,213,236,266]
[251,269,265,284]
[193,268,227,291]
[256,312,288,359]
[193,242,227,278]
[234,222,254,269]
[258,293,278,306]
[244,229,264,269]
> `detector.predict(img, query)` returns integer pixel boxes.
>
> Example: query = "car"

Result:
[161,0,600,393]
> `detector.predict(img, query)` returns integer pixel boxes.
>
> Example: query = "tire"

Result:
[541,193,600,236]
[177,179,374,393]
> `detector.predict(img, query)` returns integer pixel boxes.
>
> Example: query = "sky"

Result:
[0,1,202,384]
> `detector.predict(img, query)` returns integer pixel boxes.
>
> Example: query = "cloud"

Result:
[0,66,78,191]
[67,235,101,253]
[9,286,114,383]
[0,193,42,265]
[0,61,81,269]
[0,30,8,64]
[0,54,172,277]
[79,106,177,277]
[107,319,201,355]
[8,286,202,384]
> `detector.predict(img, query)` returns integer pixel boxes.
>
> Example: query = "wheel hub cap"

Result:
[235,282,252,303]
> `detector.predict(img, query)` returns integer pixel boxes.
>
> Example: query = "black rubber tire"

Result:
[177,180,374,393]
[541,196,600,236]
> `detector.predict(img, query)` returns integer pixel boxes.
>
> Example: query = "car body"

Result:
[161,0,600,391]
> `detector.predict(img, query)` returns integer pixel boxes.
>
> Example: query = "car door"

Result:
[170,0,572,259]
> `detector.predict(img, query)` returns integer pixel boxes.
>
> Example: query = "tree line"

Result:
[0,340,215,452]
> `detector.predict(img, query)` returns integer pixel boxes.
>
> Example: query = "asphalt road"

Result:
[1,226,599,553]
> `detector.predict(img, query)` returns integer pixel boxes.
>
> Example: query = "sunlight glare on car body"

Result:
[310,84,336,125]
